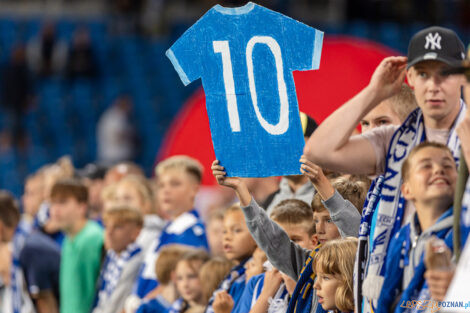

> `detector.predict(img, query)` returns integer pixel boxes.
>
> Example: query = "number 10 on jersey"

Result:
[213,36,290,136]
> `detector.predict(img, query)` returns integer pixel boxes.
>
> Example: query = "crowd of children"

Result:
[0,25,469,313]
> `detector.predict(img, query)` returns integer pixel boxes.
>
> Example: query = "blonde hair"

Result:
[199,257,235,304]
[102,205,144,228]
[401,142,454,182]
[178,249,210,272]
[44,156,75,199]
[101,183,117,210]
[270,199,315,235]
[156,245,192,284]
[224,203,242,215]
[386,84,418,122]
[311,178,366,214]
[116,175,156,213]
[155,155,203,183]
[313,238,358,312]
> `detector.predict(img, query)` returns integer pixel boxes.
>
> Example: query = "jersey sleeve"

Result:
[280,16,323,71]
[166,24,203,86]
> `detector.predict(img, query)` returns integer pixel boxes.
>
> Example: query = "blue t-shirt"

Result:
[167,2,323,177]
[233,273,264,313]
[19,230,61,302]
[134,210,209,298]
[136,296,171,313]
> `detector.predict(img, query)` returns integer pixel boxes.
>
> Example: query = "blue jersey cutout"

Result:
[167,2,323,177]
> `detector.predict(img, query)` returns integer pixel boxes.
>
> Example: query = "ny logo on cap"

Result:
[424,32,441,50]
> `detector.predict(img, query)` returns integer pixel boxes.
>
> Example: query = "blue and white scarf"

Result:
[96,243,142,307]
[11,221,34,313]
[205,259,248,313]
[168,298,186,313]
[362,103,465,313]
[354,176,384,313]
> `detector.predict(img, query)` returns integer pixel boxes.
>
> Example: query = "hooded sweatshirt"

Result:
[265,178,315,215]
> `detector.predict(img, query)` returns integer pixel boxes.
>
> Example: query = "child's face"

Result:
[207,217,224,257]
[313,269,341,311]
[222,211,257,262]
[313,210,340,244]
[407,60,465,124]
[49,197,85,232]
[244,247,266,282]
[277,222,317,250]
[114,182,144,210]
[157,169,199,219]
[104,219,141,253]
[402,147,457,207]
[360,100,401,133]
[22,176,44,217]
[175,260,203,303]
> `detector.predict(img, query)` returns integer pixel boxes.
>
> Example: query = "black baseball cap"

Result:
[407,26,465,69]
[441,46,470,81]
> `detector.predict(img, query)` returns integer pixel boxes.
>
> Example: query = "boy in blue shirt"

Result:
[126,156,209,311]
[206,203,258,313]
[377,142,457,312]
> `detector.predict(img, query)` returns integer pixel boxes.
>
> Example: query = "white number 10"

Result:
[213,36,289,135]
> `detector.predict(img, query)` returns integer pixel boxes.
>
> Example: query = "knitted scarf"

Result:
[205,259,248,313]
[286,245,326,313]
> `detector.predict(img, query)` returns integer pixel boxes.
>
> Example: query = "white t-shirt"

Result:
[361,125,450,175]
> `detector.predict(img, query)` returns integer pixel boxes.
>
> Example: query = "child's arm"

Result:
[212,161,311,280]
[300,156,362,237]
[300,155,335,200]
[249,269,283,313]
[212,160,252,206]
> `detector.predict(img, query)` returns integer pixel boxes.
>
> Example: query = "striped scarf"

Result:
[286,245,325,313]
[205,259,248,313]
[11,222,34,313]
[354,176,384,313]
[168,298,187,313]
[96,243,142,306]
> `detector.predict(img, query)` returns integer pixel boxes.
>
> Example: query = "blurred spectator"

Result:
[1,45,34,146]
[0,191,36,313]
[65,27,98,80]
[78,163,108,223]
[97,96,138,166]
[26,22,67,77]
[49,179,103,313]
[108,0,145,34]
[104,162,145,186]
[21,172,45,225]
[205,209,224,257]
